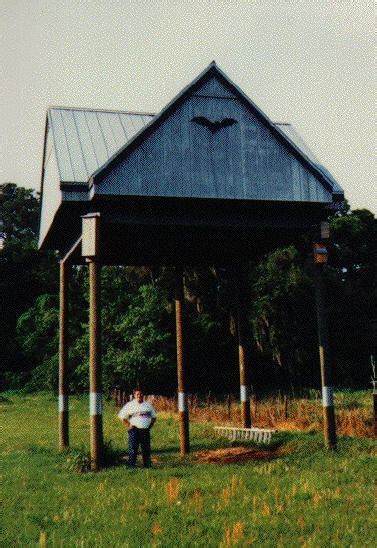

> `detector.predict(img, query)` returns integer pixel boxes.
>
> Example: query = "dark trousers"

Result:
[128,427,151,467]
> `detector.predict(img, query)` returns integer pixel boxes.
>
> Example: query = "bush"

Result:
[65,447,91,473]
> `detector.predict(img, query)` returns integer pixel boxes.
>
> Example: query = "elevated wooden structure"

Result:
[39,62,343,468]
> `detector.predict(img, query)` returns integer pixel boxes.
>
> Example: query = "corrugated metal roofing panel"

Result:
[48,108,154,183]
[48,109,75,181]
[60,109,89,180]
[71,110,99,177]
[85,111,110,169]
[96,111,119,154]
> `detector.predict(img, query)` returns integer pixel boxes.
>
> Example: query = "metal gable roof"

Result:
[47,107,154,184]
[44,63,343,201]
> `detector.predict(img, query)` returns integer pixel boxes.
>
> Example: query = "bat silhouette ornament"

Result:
[191,116,238,133]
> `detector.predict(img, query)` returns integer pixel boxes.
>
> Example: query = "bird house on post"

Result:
[313,243,328,264]
[82,213,100,259]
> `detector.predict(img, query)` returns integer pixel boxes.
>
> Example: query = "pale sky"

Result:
[1,0,375,213]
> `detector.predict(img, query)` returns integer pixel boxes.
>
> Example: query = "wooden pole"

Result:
[236,268,252,428]
[314,254,337,450]
[59,260,69,450]
[175,267,190,455]
[371,356,377,439]
[88,259,104,470]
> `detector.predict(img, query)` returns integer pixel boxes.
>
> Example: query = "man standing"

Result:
[118,388,157,468]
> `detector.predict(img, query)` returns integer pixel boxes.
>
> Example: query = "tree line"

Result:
[1,182,376,395]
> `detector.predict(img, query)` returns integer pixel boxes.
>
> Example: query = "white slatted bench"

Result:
[214,426,276,444]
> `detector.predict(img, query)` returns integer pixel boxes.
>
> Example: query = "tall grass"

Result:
[147,390,373,438]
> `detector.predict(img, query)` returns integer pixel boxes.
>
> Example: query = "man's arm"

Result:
[149,403,157,428]
[118,404,132,427]
[121,411,134,429]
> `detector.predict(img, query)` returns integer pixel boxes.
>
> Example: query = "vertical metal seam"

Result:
[47,111,65,182]
[117,113,129,141]
[94,111,110,159]
[72,110,90,180]
[83,110,100,170]
[107,113,121,149]
[59,110,77,181]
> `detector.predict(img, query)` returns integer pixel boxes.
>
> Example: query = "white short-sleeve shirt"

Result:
[118,399,157,429]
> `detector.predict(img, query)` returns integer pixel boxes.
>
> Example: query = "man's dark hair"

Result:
[133,387,143,394]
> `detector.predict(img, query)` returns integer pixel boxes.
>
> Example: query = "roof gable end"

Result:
[91,63,342,201]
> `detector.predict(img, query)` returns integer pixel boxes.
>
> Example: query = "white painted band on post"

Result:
[322,386,333,407]
[89,392,102,415]
[178,392,187,412]
[58,394,68,412]
[240,385,248,402]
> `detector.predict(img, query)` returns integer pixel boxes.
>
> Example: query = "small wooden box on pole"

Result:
[82,212,101,258]
[82,212,104,470]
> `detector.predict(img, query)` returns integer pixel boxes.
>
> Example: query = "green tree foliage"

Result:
[102,284,175,394]
[250,246,317,387]
[0,183,58,388]
[0,182,39,241]
[15,267,175,394]
[327,208,377,385]
[249,207,377,389]
[16,294,59,391]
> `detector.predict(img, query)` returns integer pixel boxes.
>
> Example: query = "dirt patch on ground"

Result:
[195,446,279,464]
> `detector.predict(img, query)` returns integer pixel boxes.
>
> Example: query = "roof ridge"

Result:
[48,106,155,116]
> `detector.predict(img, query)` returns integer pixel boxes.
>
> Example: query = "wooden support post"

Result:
[371,356,377,439]
[314,246,337,450]
[236,268,252,428]
[59,260,69,450]
[175,267,190,455]
[82,212,103,470]
[88,259,104,470]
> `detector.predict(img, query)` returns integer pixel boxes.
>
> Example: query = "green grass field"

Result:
[0,393,375,547]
